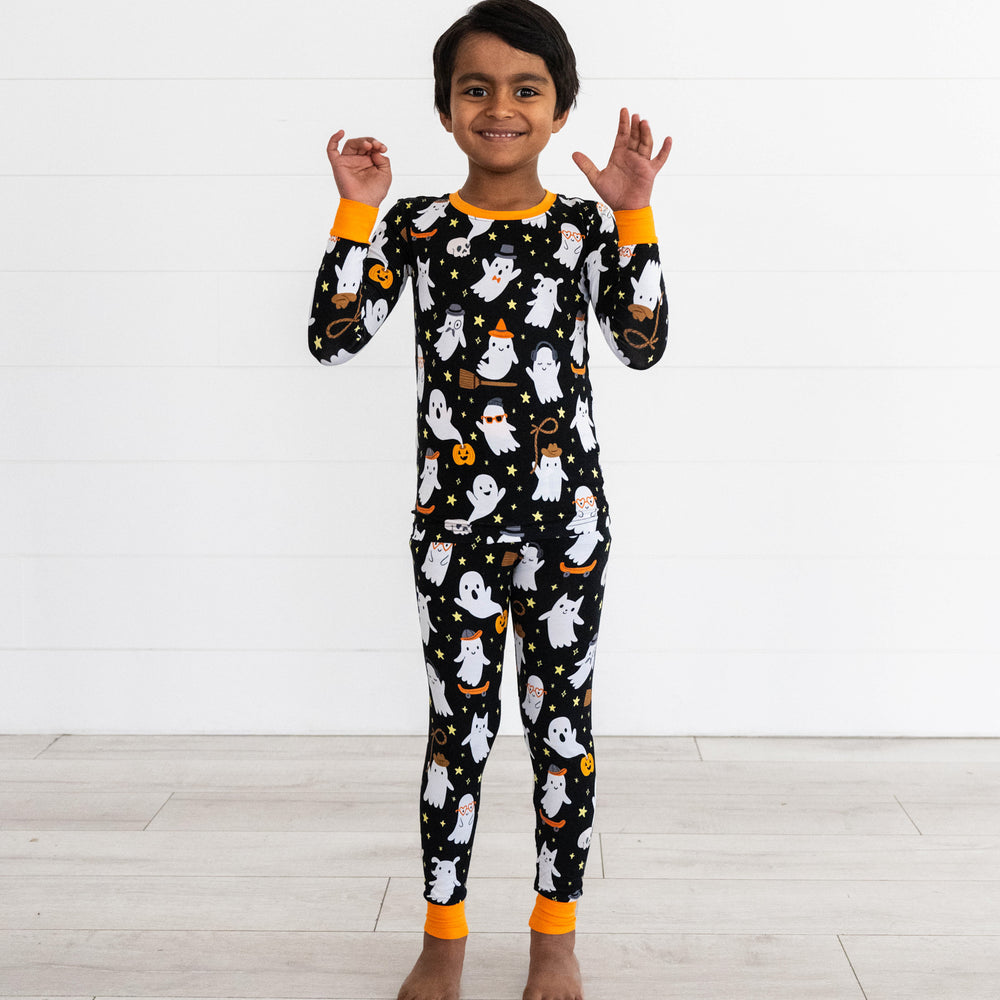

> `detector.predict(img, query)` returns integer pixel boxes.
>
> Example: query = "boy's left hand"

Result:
[573,107,672,211]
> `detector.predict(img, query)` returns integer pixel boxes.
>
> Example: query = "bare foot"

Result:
[397,932,467,1000]
[523,928,583,1000]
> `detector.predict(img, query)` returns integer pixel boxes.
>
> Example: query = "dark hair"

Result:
[433,0,579,118]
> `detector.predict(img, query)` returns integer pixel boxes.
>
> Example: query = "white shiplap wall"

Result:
[1,1,998,735]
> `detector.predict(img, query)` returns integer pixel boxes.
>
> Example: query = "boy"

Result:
[310,3,671,997]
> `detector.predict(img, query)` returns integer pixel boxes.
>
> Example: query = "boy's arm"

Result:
[308,131,407,365]
[574,108,672,369]
[308,198,410,366]
[589,206,668,370]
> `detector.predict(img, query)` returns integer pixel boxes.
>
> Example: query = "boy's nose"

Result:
[485,95,515,119]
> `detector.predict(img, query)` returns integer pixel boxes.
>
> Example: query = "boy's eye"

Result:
[516,87,539,98]
[464,86,488,97]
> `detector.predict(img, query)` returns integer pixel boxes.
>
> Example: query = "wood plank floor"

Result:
[1,734,999,999]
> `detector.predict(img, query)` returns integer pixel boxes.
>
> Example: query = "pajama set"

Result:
[310,189,667,935]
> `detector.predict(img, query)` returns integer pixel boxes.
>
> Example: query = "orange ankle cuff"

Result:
[528,894,577,934]
[424,900,468,939]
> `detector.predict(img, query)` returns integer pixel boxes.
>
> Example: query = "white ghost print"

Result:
[565,485,603,565]
[367,220,389,264]
[454,628,489,687]
[412,199,449,231]
[521,674,546,724]
[599,313,630,366]
[539,592,585,649]
[619,243,636,268]
[477,399,519,455]
[425,662,452,717]
[454,571,503,618]
[429,856,462,904]
[532,445,569,502]
[524,274,563,328]
[467,474,506,522]
[418,448,441,506]
[462,712,495,763]
[596,201,616,234]
[526,342,563,403]
[416,590,438,646]
[514,622,526,669]
[568,635,598,690]
[426,388,463,444]
[476,319,518,379]
[471,245,521,301]
[448,793,477,844]
[537,843,561,893]
[423,754,455,808]
[578,827,593,850]
[554,223,583,269]
[630,259,662,321]
[415,257,435,311]
[420,539,454,586]
[335,243,366,291]
[513,543,544,590]
[541,765,572,818]
[570,395,597,452]
[416,344,425,402]
[435,304,466,361]
[544,716,588,758]
[362,297,388,335]
[569,312,587,368]
[581,245,608,305]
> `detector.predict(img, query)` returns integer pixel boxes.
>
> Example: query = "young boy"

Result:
[310,3,671,998]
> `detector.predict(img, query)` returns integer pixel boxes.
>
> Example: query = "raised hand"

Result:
[572,108,672,211]
[327,129,393,208]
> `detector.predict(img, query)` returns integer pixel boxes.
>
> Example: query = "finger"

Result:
[651,135,673,169]
[637,118,654,157]
[327,129,345,158]
[613,107,630,148]
[572,151,600,185]
[629,112,642,150]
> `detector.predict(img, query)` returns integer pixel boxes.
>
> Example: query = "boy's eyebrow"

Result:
[455,71,550,86]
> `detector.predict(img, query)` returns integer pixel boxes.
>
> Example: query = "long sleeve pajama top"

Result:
[309,190,667,550]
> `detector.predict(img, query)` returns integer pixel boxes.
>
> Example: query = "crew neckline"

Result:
[449,190,557,220]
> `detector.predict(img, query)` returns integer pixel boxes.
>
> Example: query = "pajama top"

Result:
[309,190,668,544]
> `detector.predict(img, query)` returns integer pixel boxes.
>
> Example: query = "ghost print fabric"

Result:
[310,192,668,544]
[411,532,610,904]
[310,191,666,905]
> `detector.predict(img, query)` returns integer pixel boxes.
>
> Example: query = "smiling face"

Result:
[440,32,568,183]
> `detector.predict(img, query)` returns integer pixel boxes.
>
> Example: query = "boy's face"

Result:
[440,32,568,177]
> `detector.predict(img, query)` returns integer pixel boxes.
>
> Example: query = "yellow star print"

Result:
[321,281,329,292]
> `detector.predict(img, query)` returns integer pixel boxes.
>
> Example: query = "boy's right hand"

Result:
[327,130,392,208]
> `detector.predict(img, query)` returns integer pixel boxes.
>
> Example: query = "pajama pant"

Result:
[411,530,610,906]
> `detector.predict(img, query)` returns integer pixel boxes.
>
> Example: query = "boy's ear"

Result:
[439,111,454,133]
[552,109,570,134]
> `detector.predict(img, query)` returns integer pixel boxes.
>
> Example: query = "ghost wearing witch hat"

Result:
[476,318,518,380]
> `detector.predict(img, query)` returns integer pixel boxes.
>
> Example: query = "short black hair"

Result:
[433,0,579,118]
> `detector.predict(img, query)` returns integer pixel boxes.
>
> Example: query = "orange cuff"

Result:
[329,198,380,244]
[425,900,469,939]
[528,894,577,935]
[614,205,657,246]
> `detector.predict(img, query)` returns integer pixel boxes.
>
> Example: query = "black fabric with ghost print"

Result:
[309,191,668,546]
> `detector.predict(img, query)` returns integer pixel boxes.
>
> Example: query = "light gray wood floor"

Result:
[1,733,1000,999]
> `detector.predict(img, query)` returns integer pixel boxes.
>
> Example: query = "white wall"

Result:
[1,0,998,735]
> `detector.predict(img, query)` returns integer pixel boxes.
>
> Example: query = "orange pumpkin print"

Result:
[580,753,595,776]
[453,442,476,465]
[368,263,393,289]
[495,610,508,634]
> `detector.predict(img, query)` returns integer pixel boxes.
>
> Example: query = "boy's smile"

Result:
[440,32,568,206]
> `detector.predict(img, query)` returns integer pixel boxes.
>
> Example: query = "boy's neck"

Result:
[457,164,548,212]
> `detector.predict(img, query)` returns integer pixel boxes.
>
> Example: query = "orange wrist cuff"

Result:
[614,205,657,246]
[528,894,577,935]
[424,900,469,939]
[330,198,380,244]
